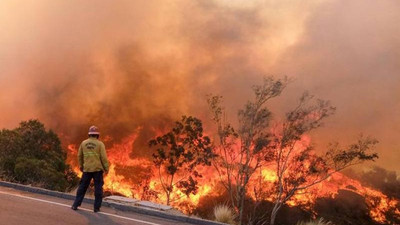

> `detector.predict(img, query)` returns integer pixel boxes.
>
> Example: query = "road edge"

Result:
[0,180,226,225]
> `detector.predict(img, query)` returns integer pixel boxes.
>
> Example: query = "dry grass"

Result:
[213,204,236,225]
[296,218,334,225]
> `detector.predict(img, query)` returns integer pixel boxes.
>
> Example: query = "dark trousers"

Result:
[72,171,104,209]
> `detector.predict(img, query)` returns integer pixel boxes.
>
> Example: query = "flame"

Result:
[262,169,278,182]
[103,164,134,197]
[253,167,399,223]
[67,132,399,223]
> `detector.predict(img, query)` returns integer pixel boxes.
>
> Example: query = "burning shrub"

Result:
[213,204,236,225]
[192,185,231,219]
[345,166,400,200]
[314,190,379,225]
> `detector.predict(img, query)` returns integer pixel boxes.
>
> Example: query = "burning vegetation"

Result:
[64,77,399,225]
[1,1,399,225]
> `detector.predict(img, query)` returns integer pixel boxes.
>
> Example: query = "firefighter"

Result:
[71,125,109,212]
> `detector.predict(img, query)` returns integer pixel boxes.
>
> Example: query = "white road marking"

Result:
[0,190,161,225]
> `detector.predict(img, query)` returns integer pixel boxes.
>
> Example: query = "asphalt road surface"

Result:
[0,186,196,225]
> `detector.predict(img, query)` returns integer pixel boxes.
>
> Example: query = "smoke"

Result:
[271,0,400,172]
[0,1,399,170]
[345,166,400,199]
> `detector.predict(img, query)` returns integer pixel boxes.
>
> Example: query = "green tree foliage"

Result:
[0,119,78,191]
[149,116,215,205]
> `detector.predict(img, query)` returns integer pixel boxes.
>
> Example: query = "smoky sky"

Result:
[271,0,400,172]
[0,0,399,171]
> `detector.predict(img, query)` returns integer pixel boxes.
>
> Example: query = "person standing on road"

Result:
[71,125,109,212]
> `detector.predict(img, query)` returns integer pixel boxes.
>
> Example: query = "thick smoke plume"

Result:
[0,0,399,171]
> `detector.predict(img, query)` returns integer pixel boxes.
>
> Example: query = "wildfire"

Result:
[67,132,216,210]
[103,164,134,197]
[67,132,399,223]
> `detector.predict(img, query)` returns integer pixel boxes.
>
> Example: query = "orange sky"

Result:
[0,0,399,172]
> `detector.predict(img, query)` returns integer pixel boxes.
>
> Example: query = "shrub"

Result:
[214,204,236,225]
[0,119,78,191]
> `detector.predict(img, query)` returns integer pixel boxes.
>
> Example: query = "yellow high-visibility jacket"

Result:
[78,137,109,172]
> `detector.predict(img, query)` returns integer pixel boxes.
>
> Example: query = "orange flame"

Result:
[67,132,399,223]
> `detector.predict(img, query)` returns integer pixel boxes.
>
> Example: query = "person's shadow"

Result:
[75,210,125,225]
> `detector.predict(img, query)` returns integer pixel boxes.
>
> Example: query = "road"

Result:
[0,186,195,225]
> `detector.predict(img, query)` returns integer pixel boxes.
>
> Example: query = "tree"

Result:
[0,129,22,177]
[268,92,378,225]
[0,119,79,191]
[208,77,378,225]
[207,77,288,224]
[149,116,215,205]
